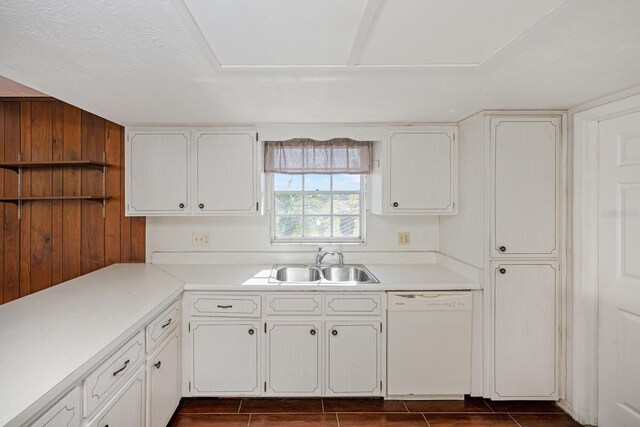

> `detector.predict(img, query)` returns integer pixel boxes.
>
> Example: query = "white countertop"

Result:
[0,260,478,425]
[156,262,478,291]
[0,264,184,427]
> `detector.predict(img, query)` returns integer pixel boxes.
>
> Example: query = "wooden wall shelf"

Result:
[0,196,111,204]
[0,160,109,172]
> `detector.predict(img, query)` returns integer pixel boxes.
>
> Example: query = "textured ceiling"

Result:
[0,0,639,125]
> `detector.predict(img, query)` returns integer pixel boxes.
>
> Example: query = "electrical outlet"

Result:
[192,232,210,247]
[398,232,411,245]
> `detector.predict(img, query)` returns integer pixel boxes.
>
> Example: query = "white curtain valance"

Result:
[264,138,371,174]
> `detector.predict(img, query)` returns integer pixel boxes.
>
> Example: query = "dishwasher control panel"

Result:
[387,292,473,311]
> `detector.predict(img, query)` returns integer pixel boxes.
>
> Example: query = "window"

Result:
[272,173,364,243]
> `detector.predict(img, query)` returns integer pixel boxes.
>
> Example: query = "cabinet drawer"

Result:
[83,330,145,417]
[265,294,322,316]
[86,366,145,427]
[147,300,180,353]
[325,294,382,316]
[30,386,81,427]
[190,294,261,317]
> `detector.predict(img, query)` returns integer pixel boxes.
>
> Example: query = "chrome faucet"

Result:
[315,247,344,267]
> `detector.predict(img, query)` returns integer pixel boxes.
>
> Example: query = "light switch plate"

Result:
[398,232,411,245]
[192,232,210,247]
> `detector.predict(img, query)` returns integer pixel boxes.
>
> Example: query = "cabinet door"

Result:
[194,131,259,214]
[88,367,145,427]
[266,321,321,396]
[127,131,190,215]
[491,117,561,257]
[325,321,381,396]
[492,262,559,399]
[387,129,457,214]
[190,321,260,395]
[147,331,180,427]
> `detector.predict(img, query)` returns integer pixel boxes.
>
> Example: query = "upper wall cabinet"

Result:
[490,117,561,257]
[126,129,261,216]
[194,131,261,215]
[371,127,458,215]
[126,130,191,215]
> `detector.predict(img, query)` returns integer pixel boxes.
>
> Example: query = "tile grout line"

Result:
[335,412,340,427]
[321,398,325,413]
[402,400,410,413]
[508,412,524,427]
[422,413,433,427]
[238,399,243,414]
[483,399,495,412]
[247,413,251,427]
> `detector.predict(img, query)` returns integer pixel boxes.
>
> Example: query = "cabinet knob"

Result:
[310,329,316,336]
[393,202,399,208]
[331,329,338,336]
[499,268,506,274]
[154,361,161,369]
[199,203,205,209]
[179,203,185,209]
[248,328,255,335]
[499,246,507,253]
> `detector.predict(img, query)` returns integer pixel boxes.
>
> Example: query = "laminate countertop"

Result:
[0,264,184,427]
[0,260,478,425]
[156,263,478,291]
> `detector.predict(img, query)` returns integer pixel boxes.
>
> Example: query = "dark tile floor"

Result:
[168,397,583,426]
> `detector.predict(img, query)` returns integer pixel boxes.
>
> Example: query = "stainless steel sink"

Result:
[321,266,375,283]
[274,266,321,282]
[269,264,379,284]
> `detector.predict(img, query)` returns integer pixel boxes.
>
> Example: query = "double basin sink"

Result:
[269,264,379,284]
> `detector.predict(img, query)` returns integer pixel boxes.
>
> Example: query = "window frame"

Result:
[270,173,366,244]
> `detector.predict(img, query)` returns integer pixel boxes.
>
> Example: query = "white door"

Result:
[388,130,456,213]
[266,321,321,396]
[493,262,559,399]
[491,117,560,257]
[148,332,180,427]
[325,321,381,396]
[598,111,640,427]
[88,367,145,427]
[127,131,190,214]
[190,321,260,395]
[194,131,259,214]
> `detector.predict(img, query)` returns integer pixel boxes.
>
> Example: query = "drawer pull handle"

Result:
[154,361,162,369]
[310,329,316,336]
[499,268,507,274]
[112,359,130,376]
[161,318,172,329]
[179,203,185,209]
[499,246,507,252]
[217,305,233,309]
[248,328,255,335]
[331,330,338,336]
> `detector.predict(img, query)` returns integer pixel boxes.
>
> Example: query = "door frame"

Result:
[571,90,640,426]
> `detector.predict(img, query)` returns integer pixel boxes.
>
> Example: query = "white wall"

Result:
[146,212,438,260]
[438,112,486,268]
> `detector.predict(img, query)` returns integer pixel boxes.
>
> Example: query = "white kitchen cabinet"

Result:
[193,130,261,215]
[325,321,382,396]
[147,331,180,427]
[265,321,322,396]
[30,387,81,427]
[492,261,559,399]
[371,127,458,215]
[189,320,261,396]
[87,366,145,427]
[490,117,561,257]
[126,130,191,215]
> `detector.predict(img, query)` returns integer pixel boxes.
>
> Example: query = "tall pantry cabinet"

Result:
[439,111,564,400]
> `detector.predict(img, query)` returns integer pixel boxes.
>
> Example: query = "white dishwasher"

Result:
[387,291,473,399]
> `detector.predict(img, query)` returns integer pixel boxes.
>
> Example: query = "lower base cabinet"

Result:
[147,330,180,427]
[87,366,145,427]
[190,320,261,395]
[326,321,382,396]
[266,321,322,396]
[492,261,559,399]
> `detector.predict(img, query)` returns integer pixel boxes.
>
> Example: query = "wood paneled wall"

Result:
[0,99,145,304]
